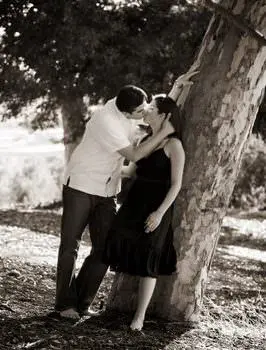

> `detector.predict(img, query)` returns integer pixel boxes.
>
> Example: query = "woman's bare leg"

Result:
[130,277,157,330]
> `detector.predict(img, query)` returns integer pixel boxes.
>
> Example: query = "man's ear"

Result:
[163,113,170,121]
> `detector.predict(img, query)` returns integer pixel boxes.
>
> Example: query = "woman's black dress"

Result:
[103,148,177,278]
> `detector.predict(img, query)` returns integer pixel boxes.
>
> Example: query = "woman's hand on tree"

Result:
[168,62,199,101]
[173,65,199,89]
[145,210,164,233]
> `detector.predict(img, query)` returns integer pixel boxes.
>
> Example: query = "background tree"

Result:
[107,0,266,321]
[2,0,265,153]
[1,0,209,159]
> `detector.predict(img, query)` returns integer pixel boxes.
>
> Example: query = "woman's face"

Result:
[143,99,165,130]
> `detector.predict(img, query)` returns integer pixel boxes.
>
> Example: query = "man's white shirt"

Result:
[64,98,137,197]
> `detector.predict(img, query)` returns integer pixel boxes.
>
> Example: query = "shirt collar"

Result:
[105,98,125,121]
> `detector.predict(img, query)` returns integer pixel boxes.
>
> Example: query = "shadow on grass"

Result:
[219,226,266,251]
[1,209,265,251]
[208,250,266,304]
[0,312,192,350]
[0,209,61,236]
[228,210,266,221]
[0,209,92,243]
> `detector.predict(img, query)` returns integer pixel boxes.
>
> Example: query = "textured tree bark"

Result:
[61,96,86,162]
[107,0,266,321]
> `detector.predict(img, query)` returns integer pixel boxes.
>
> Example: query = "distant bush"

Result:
[231,135,266,210]
[0,154,64,208]
[0,134,265,210]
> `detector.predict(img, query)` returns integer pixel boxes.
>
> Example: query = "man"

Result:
[53,85,175,320]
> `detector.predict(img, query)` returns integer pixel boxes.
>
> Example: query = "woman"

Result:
[103,95,185,331]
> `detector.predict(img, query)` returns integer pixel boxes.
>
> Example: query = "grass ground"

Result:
[0,209,265,350]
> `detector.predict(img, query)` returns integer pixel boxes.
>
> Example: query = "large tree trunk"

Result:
[60,96,86,162]
[107,0,266,321]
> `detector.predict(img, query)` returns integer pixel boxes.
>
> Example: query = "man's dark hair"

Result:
[154,95,183,142]
[116,85,148,113]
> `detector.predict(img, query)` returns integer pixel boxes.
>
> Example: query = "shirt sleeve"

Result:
[89,112,131,153]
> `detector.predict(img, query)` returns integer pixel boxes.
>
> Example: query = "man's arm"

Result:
[118,120,174,162]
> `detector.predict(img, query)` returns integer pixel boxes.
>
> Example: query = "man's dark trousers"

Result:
[55,184,116,313]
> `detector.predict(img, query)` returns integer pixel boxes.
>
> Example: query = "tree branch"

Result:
[202,0,266,46]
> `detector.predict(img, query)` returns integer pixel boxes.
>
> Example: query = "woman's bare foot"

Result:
[130,316,144,331]
[60,308,80,320]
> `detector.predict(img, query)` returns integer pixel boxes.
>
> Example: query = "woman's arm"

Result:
[168,82,183,102]
[157,139,185,214]
[168,67,199,102]
[145,139,185,233]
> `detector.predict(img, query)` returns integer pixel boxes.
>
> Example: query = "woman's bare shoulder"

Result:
[163,138,184,159]
[165,138,183,151]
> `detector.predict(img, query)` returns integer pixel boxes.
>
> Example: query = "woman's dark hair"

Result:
[154,94,183,142]
[116,85,148,113]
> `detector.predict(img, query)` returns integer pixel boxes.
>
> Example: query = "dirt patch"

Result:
[0,209,265,349]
